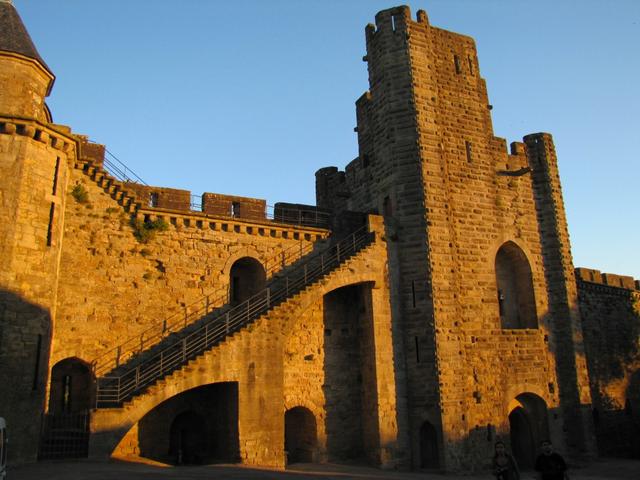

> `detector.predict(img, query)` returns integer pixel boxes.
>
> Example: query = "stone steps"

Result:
[75,160,142,214]
[112,239,377,411]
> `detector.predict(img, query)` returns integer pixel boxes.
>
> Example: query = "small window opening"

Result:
[454,55,461,74]
[465,141,472,163]
[391,15,397,32]
[411,280,417,308]
[149,192,159,207]
[383,196,393,217]
[415,336,420,363]
[362,154,370,168]
[32,334,42,391]
[468,57,474,75]
[62,375,72,412]
[46,203,55,246]
[231,202,241,217]
[52,157,60,195]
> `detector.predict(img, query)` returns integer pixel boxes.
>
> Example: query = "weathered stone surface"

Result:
[577,270,640,458]
[2,2,638,473]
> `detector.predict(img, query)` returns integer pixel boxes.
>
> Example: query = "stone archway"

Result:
[419,421,439,469]
[169,410,207,465]
[285,406,317,464]
[322,282,378,462]
[137,382,240,465]
[229,257,266,304]
[48,357,94,413]
[508,393,550,469]
[509,406,535,469]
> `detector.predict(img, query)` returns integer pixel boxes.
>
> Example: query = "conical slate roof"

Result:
[0,0,52,75]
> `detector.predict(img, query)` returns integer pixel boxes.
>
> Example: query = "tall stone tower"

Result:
[0,0,77,462]
[317,6,595,470]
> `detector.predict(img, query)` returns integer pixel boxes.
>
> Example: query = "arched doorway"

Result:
[322,283,377,462]
[169,411,207,465]
[229,257,266,304]
[48,357,94,413]
[40,358,93,459]
[495,242,537,329]
[285,407,317,464]
[419,421,439,469]
[137,382,239,465]
[509,407,535,469]
[509,393,550,469]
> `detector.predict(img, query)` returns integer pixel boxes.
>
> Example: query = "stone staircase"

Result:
[75,158,144,214]
[95,224,375,407]
[90,233,332,379]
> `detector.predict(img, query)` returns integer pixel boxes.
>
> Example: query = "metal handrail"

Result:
[187,198,331,229]
[91,235,328,377]
[96,225,374,406]
[102,149,147,185]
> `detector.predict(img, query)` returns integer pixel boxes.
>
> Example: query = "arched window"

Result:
[229,257,266,304]
[48,358,94,414]
[495,242,538,329]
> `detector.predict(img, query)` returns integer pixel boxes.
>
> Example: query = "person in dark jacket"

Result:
[492,440,520,480]
[534,440,567,480]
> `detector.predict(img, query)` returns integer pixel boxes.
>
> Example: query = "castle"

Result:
[1,1,639,472]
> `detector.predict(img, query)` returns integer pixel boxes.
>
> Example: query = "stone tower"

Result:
[317,6,595,470]
[0,0,77,462]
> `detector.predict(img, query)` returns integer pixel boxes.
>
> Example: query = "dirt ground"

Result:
[10,457,640,480]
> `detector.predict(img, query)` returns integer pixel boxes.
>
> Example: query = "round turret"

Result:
[0,0,54,120]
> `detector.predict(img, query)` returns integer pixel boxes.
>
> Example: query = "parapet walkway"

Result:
[11,458,640,480]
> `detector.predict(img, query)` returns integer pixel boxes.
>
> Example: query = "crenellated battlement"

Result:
[0,116,76,153]
[72,138,331,239]
[366,6,429,39]
[576,267,639,291]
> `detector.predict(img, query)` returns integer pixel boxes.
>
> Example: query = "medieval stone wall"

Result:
[3,1,636,472]
[91,216,398,468]
[576,268,640,458]
[51,159,328,373]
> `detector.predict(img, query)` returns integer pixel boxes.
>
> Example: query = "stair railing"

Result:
[91,234,328,377]
[96,225,374,406]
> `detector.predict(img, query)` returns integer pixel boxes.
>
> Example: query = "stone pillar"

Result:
[363,215,400,467]
[527,133,596,458]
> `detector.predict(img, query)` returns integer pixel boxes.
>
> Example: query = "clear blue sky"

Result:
[14,0,640,279]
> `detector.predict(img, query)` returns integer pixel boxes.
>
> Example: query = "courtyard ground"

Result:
[11,457,639,480]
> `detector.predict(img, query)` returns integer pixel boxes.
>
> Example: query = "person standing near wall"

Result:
[535,440,568,480]
[492,440,520,480]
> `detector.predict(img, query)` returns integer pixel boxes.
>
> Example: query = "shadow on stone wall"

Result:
[322,283,379,464]
[0,288,51,463]
[137,382,239,465]
[579,284,640,458]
